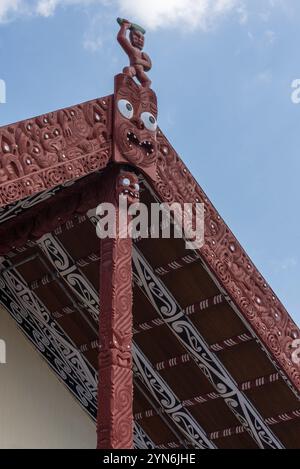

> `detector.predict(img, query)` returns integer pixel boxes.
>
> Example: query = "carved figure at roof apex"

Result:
[117,17,152,88]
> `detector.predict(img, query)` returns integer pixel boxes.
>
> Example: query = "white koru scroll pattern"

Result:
[132,247,284,450]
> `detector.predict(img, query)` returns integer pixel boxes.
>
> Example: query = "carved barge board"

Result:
[0,96,113,207]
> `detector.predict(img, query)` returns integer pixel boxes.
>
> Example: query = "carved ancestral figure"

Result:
[83,100,110,146]
[18,115,62,168]
[113,73,158,181]
[117,18,152,88]
[0,129,23,182]
[116,171,140,204]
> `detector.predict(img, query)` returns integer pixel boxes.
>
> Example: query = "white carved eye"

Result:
[141,112,157,131]
[118,100,134,119]
[122,177,131,186]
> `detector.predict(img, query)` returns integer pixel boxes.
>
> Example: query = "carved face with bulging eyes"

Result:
[40,126,63,153]
[116,172,140,205]
[118,99,157,155]
[114,74,158,181]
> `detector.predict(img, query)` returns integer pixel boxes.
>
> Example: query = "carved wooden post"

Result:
[97,167,139,449]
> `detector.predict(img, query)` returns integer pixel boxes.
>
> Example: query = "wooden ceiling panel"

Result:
[133,324,187,365]
[245,379,300,417]
[190,303,248,345]
[159,362,215,400]
[161,260,219,307]
[217,341,277,383]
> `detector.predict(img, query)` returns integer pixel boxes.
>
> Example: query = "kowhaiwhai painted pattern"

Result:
[0,257,98,418]
[0,256,156,449]
[37,234,99,323]
[132,247,284,449]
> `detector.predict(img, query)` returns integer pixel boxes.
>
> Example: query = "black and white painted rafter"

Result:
[0,257,98,419]
[133,345,215,449]
[133,422,156,449]
[132,246,283,450]
[85,209,216,449]
[0,169,107,226]
[142,176,300,403]
[0,180,75,225]
[0,257,156,449]
[36,234,99,323]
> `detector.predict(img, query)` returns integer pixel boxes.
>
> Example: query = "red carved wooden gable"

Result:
[0,68,300,449]
[0,96,113,207]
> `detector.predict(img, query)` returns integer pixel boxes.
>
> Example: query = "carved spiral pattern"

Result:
[97,170,136,449]
[0,97,112,207]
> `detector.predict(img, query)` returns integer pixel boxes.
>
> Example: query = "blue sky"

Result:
[0,0,299,323]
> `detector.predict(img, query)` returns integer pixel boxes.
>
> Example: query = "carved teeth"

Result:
[126,132,154,154]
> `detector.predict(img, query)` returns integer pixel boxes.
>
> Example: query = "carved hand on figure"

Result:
[118,18,131,30]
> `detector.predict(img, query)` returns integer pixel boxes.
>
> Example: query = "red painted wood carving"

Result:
[117,18,152,88]
[0,96,112,207]
[97,168,139,449]
[0,15,300,438]
[113,73,158,181]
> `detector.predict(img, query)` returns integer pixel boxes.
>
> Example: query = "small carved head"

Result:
[116,172,140,205]
[129,29,145,50]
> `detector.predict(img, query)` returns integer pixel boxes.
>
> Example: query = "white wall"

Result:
[0,306,96,448]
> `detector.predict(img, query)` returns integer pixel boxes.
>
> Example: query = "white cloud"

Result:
[0,0,294,33]
[0,0,23,22]
[0,0,244,29]
[36,0,97,17]
[117,0,242,31]
[0,0,98,21]
[36,0,59,17]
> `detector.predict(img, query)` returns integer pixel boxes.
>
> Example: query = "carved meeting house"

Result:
[0,19,300,449]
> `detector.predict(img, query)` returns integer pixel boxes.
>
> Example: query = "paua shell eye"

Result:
[2,140,10,153]
[118,99,134,119]
[141,112,157,131]
[122,177,131,186]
